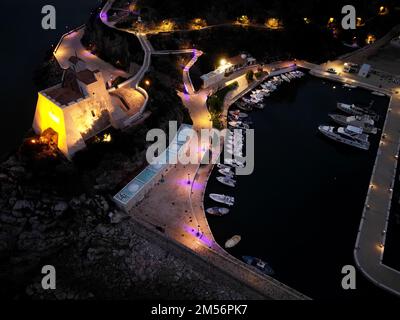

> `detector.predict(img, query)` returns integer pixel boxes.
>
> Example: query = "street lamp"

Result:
[187,173,191,185]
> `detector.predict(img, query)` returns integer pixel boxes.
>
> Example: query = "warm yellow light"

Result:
[356,17,365,27]
[103,133,112,143]
[328,17,334,23]
[159,20,175,32]
[144,79,151,86]
[303,17,311,24]
[34,93,67,155]
[265,18,281,29]
[191,18,207,30]
[236,15,250,25]
[49,111,60,124]
[366,34,376,44]
[379,6,389,15]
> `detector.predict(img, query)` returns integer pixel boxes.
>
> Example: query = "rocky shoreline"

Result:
[0,153,249,300]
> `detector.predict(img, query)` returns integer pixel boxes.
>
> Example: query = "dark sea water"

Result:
[205,75,397,300]
[0,0,102,157]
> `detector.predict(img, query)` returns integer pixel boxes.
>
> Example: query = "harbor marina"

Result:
[205,73,390,299]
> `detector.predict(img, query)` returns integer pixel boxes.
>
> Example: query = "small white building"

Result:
[358,64,371,78]
[201,54,256,88]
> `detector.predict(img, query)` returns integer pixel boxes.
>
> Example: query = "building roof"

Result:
[45,86,84,106]
[76,69,98,85]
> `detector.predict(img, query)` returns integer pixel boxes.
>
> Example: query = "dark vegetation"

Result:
[33,49,63,91]
[145,1,399,79]
[207,81,238,129]
[81,10,144,72]
[151,54,193,91]
[138,0,399,27]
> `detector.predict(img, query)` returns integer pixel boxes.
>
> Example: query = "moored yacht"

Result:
[329,114,378,134]
[337,102,379,120]
[318,125,370,150]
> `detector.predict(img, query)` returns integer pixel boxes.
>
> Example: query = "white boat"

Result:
[337,102,379,120]
[217,163,232,170]
[224,158,245,168]
[242,97,252,104]
[206,207,229,216]
[262,83,277,91]
[218,168,235,178]
[281,74,290,82]
[343,84,358,89]
[217,176,236,187]
[209,193,235,206]
[329,114,377,134]
[225,235,241,248]
[318,125,370,150]
[371,91,386,97]
[286,73,295,80]
[250,99,262,104]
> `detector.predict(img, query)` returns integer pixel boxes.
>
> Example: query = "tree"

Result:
[246,70,254,82]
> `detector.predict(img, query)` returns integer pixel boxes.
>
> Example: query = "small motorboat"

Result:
[217,176,236,187]
[343,84,358,89]
[225,235,241,248]
[217,163,232,170]
[206,207,229,216]
[242,256,275,276]
[224,158,245,167]
[209,193,235,206]
[218,168,235,178]
[371,91,386,97]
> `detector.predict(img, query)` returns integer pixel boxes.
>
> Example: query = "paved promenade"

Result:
[54,28,131,83]
[130,64,309,299]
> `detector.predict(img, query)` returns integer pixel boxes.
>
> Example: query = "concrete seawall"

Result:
[132,215,310,300]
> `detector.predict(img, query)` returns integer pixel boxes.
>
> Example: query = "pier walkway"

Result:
[308,60,400,296]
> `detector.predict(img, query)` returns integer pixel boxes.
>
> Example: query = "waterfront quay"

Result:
[130,60,309,300]
[306,47,400,295]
